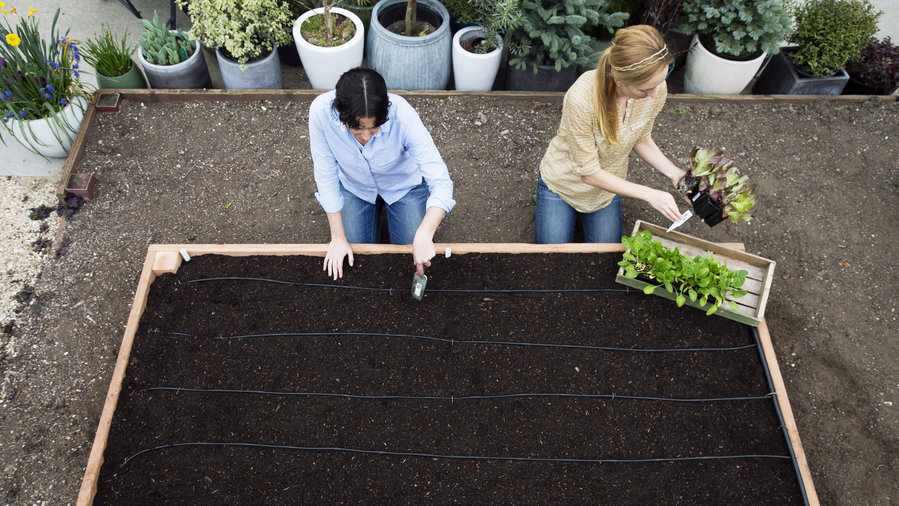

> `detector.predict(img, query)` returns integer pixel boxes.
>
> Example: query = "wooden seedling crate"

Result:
[615,220,776,327]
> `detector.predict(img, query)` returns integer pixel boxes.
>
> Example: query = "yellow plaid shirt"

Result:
[539,70,667,213]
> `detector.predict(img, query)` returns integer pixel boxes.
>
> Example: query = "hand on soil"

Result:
[324,239,354,280]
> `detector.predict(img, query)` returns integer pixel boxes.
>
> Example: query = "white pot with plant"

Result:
[178,0,293,89]
[449,0,522,91]
[294,2,365,90]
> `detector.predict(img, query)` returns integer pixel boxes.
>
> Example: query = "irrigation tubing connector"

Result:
[173,330,759,354]
[120,441,792,469]
[185,276,631,294]
[135,386,775,404]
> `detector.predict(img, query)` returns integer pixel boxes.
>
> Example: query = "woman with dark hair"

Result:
[309,68,455,279]
[535,25,685,244]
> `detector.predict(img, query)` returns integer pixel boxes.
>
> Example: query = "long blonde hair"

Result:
[593,25,670,146]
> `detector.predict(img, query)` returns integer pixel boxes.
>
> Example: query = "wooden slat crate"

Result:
[615,220,776,327]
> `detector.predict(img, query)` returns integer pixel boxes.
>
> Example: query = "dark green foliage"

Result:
[845,37,899,91]
[679,0,792,58]
[788,0,882,77]
[619,230,748,315]
[508,0,628,72]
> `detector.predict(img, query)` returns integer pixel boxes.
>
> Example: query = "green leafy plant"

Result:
[178,0,293,66]
[679,0,792,59]
[138,10,195,65]
[788,0,882,77]
[81,24,135,78]
[618,230,748,315]
[508,0,628,72]
[0,6,90,151]
[845,36,899,93]
[447,0,523,54]
[684,146,757,225]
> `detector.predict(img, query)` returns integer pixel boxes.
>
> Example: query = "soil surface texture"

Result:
[94,252,801,504]
[0,93,896,505]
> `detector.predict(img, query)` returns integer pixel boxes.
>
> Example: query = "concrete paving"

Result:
[1,0,896,177]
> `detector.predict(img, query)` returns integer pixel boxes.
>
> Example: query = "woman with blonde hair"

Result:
[535,24,685,244]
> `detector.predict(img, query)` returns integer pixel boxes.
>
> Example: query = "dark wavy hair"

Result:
[333,68,390,129]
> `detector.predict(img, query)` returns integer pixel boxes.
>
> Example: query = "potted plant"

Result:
[137,11,212,89]
[179,0,293,90]
[81,24,147,90]
[675,146,757,227]
[505,0,628,92]
[638,0,690,70]
[617,228,749,316]
[753,0,881,96]
[679,0,792,94]
[344,0,377,33]
[0,7,91,159]
[294,0,365,90]
[844,37,899,95]
[450,0,522,91]
[367,0,452,90]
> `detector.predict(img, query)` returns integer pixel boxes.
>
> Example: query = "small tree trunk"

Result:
[404,0,417,37]
[324,2,334,40]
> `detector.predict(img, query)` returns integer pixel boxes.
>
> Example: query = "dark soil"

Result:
[93,252,802,504]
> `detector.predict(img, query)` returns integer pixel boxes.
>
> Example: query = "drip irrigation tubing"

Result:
[156,330,759,354]
[185,276,631,294]
[120,441,791,469]
[135,386,774,403]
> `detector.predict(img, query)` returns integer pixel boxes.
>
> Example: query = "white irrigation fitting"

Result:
[179,248,191,261]
[445,247,451,258]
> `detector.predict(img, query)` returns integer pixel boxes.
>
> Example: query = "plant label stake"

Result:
[667,210,693,233]
[411,273,428,301]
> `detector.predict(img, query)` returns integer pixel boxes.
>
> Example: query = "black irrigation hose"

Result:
[185,276,631,294]
[135,386,774,404]
[167,331,756,354]
[120,441,791,469]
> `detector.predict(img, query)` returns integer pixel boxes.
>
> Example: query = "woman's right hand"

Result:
[646,189,683,223]
[324,238,354,280]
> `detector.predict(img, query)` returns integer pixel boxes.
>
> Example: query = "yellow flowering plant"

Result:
[0,6,89,151]
[177,0,293,67]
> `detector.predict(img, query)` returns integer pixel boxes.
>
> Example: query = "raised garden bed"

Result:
[616,221,776,327]
[78,244,814,504]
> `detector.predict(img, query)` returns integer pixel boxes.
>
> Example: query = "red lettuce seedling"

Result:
[687,146,757,225]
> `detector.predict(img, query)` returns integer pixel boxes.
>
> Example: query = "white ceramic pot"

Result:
[452,26,503,91]
[5,96,88,158]
[216,46,283,89]
[683,34,765,95]
[293,7,365,90]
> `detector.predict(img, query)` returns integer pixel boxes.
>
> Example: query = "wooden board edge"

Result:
[146,243,628,256]
[757,320,819,506]
[56,98,99,200]
[76,249,159,505]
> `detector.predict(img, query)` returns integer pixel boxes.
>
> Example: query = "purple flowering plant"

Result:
[0,6,89,147]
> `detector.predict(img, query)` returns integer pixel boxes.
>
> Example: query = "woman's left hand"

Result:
[646,189,684,223]
[412,235,435,276]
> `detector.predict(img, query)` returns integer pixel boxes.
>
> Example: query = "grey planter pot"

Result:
[95,60,147,89]
[366,0,451,90]
[215,46,283,89]
[753,48,849,95]
[138,37,212,89]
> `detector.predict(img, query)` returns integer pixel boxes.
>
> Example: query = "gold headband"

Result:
[610,46,669,72]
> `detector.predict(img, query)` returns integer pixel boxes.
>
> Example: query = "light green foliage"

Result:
[177,0,293,66]
[679,0,792,58]
[619,230,748,315]
[788,0,882,77]
[82,24,135,78]
[139,11,195,65]
[689,146,757,225]
[508,0,628,71]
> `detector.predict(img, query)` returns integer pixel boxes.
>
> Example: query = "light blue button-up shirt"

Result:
[309,91,455,215]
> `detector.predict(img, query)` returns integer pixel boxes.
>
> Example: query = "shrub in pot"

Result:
[754,0,881,95]
[178,0,292,89]
[678,0,791,94]
[81,24,147,89]
[367,0,452,90]
[676,146,756,227]
[638,0,689,69]
[844,37,899,95]
[505,0,628,92]
[294,2,365,90]
[137,11,212,89]
[450,0,522,91]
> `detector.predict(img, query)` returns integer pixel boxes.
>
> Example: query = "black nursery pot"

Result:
[688,187,725,227]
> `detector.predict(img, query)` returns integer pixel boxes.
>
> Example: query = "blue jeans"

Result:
[534,174,623,244]
[341,182,429,244]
